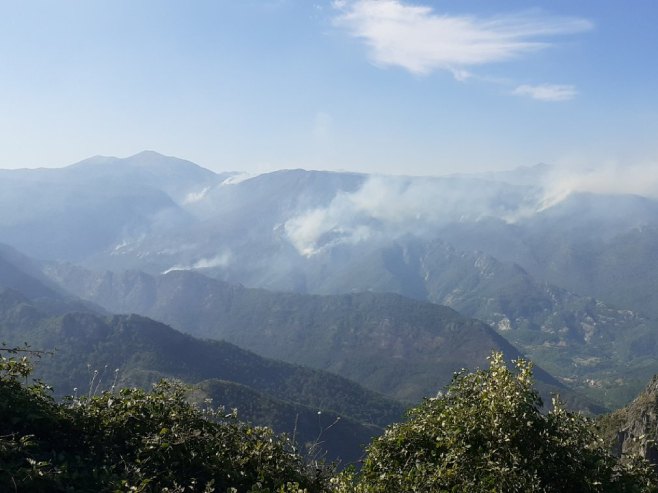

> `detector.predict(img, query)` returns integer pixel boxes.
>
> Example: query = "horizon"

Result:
[1,148,550,178]
[1,1,657,176]
[4,149,658,206]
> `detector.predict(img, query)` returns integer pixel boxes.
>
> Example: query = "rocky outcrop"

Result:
[601,376,658,466]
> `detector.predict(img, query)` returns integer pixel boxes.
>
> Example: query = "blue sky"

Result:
[1,0,657,176]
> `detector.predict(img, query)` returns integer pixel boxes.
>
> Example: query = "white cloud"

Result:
[333,0,592,77]
[513,84,577,102]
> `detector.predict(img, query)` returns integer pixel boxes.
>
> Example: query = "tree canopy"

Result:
[0,347,328,492]
[348,353,656,492]
[2,348,656,492]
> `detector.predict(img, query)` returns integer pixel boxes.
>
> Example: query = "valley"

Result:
[4,2,657,488]
[2,151,658,472]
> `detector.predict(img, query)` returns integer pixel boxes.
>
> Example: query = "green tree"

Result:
[0,347,330,492]
[4,346,656,492]
[351,352,656,493]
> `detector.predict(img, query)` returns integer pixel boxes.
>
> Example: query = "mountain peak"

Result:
[131,149,166,159]
[125,150,182,165]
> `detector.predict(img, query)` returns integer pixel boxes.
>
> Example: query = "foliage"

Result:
[0,294,403,464]
[0,348,331,492]
[352,352,657,492]
[51,268,543,405]
[3,347,657,492]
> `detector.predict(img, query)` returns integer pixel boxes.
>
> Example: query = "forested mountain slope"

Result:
[0,282,404,464]
[42,266,602,412]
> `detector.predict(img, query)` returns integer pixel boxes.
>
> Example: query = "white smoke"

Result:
[541,161,658,207]
[220,173,254,186]
[284,160,658,256]
[284,174,541,256]
[183,187,211,204]
[162,251,232,275]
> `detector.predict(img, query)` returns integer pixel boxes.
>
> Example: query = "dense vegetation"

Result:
[7,155,658,411]
[0,347,329,492]
[351,353,656,493]
[3,349,655,492]
[46,267,597,412]
[0,288,403,464]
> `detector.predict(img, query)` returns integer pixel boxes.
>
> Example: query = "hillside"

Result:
[0,152,231,261]
[285,237,658,408]
[0,286,405,464]
[42,266,603,413]
[3,154,658,410]
[439,193,658,319]
[599,374,658,467]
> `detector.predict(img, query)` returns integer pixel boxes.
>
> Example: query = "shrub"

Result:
[354,352,657,492]
[3,347,656,492]
[0,349,330,492]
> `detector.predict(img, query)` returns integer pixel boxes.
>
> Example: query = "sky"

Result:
[1,0,657,176]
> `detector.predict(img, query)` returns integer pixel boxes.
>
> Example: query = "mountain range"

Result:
[0,287,404,464]
[3,151,658,418]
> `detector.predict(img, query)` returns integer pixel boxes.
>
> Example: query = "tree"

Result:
[0,347,330,492]
[352,352,656,493]
[4,346,656,492]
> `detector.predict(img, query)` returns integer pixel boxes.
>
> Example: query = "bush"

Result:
[353,352,657,492]
[0,349,330,492]
[3,347,656,492]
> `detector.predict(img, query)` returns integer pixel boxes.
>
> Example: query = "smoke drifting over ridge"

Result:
[283,162,658,256]
[161,251,233,275]
[284,174,541,256]
[542,162,658,203]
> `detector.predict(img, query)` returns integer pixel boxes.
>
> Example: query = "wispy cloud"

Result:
[513,84,577,102]
[332,0,592,77]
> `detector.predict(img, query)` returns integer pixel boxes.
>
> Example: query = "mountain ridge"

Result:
[41,264,605,413]
[0,287,403,464]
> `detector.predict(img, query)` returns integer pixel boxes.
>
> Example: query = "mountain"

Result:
[0,243,104,316]
[437,193,658,317]
[0,152,231,261]
[42,266,603,413]
[0,248,406,464]
[53,160,658,327]
[184,167,366,220]
[599,375,658,466]
[81,167,368,278]
[7,154,655,319]
[65,150,227,204]
[0,243,61,299]
[5,154,658,306]
[49,231,654,407]
[0,288,404,464]
[469,162,555,187]
[284,237,658,408]
[4,153,658,410]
